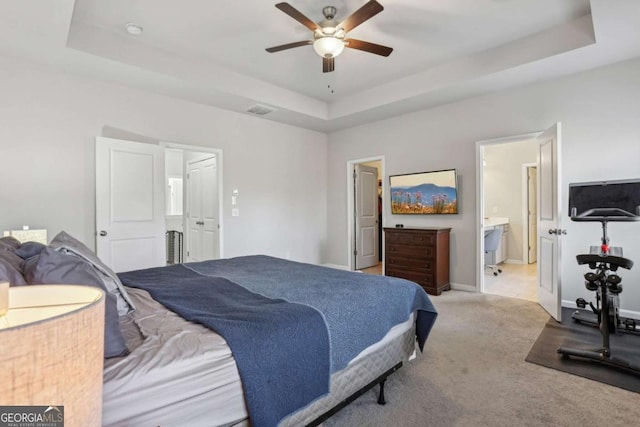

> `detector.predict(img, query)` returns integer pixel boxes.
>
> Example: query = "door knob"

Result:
[548,229,567,235]
[99,230,108,236]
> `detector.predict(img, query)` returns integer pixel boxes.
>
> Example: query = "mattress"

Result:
[103,287,416,427]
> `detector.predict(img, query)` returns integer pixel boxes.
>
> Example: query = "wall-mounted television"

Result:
[390,169,458,214]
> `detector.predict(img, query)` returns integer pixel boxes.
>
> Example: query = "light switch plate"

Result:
[232,208,240,217]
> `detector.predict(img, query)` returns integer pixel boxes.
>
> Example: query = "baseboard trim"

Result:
[322,263,350,271]
[562,299,640,320]
[451,283,477,292]
[504,259,525,265]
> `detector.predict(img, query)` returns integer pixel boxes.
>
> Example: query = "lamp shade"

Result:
[313,36,345,58]
[0,285,105,427]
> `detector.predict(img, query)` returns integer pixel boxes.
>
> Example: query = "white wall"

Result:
[326,57,640,312]
[483,140,537,262]
[0,55,328,264]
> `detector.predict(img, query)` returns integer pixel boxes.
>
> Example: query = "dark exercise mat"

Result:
[526,307,640,393]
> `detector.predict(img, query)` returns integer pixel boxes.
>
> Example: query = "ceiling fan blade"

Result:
[266,40,313,53]
[275,3,321,32]
[338,0,384,33]
[323,57,335,73]
[344,38,393,57]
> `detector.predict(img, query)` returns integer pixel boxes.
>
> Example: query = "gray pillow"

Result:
[0,236,21,250]
[15,241,47,260]
[50,231,135,315]
[0,241,17,253]
[0,249,24,270]
[23,248,129,358]
[0,258,27,286]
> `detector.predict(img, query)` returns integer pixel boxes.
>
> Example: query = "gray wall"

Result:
[0,55,328,264]
[326,57,640,312]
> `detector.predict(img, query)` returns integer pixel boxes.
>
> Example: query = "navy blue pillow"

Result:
[23,248,129,358]
[14,242,46,260]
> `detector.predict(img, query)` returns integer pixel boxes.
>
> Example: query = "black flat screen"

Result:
[569,179,640,218]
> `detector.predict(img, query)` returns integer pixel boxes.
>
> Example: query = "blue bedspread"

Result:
[120,256,438,427]
[186,256,438,372]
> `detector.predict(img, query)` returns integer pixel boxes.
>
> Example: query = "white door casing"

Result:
[96,137,166,272]
[187,157,219,262]
[354,164,379,269]
[528,166,538,263]
[537,123,563,321]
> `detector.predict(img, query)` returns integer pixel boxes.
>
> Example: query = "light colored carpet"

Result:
[323,291,638,426]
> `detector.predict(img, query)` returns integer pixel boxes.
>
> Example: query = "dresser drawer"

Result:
[386,269,434,286]
[386,244,435,259]
[386,255,435,272]
[385,232,435,247]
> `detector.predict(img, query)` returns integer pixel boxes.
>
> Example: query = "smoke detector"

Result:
[126,23,143,35]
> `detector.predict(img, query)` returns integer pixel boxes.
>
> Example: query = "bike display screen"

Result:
[569,179,640,218]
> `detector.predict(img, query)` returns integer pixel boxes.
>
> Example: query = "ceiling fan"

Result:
[265,1,393,73]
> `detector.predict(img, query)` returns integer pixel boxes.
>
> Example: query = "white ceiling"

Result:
[2,0,640,132]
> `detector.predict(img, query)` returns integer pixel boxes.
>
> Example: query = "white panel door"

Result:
[537,123,563,321]
[96,137,166,272]
[186,157,219,262]
[202,157,219,260]
[355,164,379,269]
[187,162,203,261]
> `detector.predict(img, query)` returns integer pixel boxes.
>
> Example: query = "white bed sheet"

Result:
[103,286,415,427]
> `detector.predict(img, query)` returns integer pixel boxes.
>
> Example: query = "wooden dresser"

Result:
[384,227,451,295]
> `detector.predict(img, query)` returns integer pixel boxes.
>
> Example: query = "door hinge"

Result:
[353,169,357,180]
[353,249,358,256]
[187,173,190,179]
[187,251,190,257]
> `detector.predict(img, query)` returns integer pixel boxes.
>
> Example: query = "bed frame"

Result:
[280,322,416,426]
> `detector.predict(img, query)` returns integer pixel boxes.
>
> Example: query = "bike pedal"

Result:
[576,298,588,308]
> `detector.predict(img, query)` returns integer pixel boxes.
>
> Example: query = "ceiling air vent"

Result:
[245,104,277,116]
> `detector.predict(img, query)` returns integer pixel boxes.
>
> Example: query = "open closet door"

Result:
[354,164,379,270]
[536,123,563,321]
[186,156,219,262]
[96,137,166,272]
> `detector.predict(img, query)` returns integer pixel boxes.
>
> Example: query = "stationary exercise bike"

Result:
[571,218,639,336]
[557,180,640,375]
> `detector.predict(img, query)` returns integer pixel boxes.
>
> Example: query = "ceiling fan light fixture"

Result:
[313,36,344,58]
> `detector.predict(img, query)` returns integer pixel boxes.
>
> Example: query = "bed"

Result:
[1,232,438,427]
